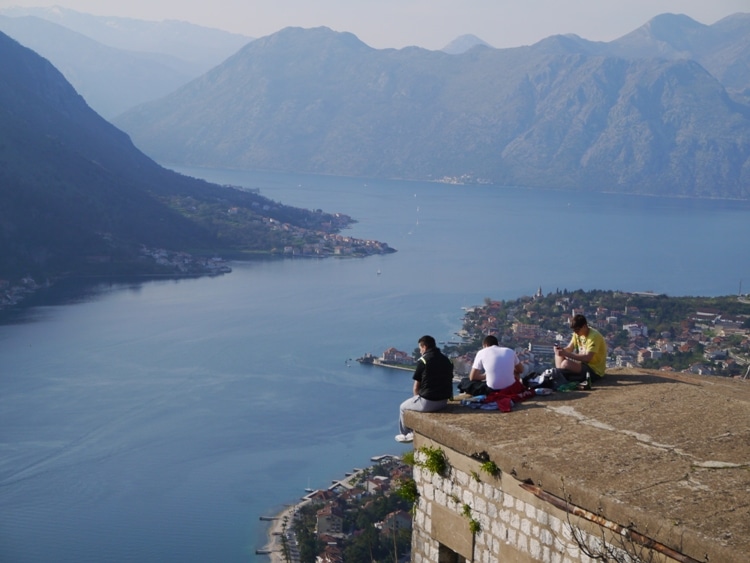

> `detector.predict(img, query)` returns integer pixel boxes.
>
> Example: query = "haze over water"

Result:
[1,169,748,562]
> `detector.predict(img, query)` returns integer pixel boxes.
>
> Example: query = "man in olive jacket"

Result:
[396,335,454,443]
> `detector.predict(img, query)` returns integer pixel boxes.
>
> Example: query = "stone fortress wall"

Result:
[405,368,749,563]
[410,438,686,563]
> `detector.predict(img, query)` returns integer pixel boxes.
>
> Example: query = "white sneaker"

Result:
[395,432,414,443]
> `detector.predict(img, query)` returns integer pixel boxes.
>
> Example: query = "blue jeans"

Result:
[399,395,448,435]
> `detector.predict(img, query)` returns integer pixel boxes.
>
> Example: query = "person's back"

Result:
[395,335,454,443]
[473,345,518,390]
[417,347,454,400]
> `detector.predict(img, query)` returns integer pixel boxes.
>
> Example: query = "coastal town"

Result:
[0,224,395,313]
[260,455,413,563]
[0,246,232,312]
[360,288,750,379]
[278,229,395,258]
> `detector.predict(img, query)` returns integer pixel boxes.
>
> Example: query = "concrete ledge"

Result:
[405,368,749,562]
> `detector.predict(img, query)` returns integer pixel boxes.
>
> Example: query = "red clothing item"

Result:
[484,380,535,412]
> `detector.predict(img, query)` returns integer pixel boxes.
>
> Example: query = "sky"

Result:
[1,0,748,50]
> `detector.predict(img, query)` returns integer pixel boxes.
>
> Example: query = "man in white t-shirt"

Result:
[469,335,523,391]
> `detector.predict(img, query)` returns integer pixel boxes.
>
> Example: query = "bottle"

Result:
[534,387,553,396]
[580,374,592,390]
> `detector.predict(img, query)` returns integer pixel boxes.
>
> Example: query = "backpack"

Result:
[523,368,579,389]
[457,377,491,396]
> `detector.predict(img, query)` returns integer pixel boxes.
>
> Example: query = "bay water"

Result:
[1,168,748,562]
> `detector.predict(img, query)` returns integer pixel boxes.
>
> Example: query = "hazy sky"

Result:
[1,1,748,49]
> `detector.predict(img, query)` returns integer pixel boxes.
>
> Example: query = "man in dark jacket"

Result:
[396,335,454,443]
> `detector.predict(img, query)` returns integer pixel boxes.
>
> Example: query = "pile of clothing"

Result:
[458,379,535,412]
[457,367,587,413]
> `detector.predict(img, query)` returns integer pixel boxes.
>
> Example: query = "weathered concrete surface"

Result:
[405,368,750,562]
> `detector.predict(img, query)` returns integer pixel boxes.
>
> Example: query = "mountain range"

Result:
[533,13,750,104]
[0,7,251,118]
[0,32,365,284]
[0,5,252,68]
[114,15,750,199]
[2,8,748,198]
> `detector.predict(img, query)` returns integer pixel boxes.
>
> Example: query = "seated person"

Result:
[555,314,607,387]
[469,335,524,391]
[395,335,454,443]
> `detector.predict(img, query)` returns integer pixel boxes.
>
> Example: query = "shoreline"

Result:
[258,460,398,560]
[371,360,414,372]
[258,502,302,562]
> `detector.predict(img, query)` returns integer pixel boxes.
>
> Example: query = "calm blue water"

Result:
[1,168,748,562]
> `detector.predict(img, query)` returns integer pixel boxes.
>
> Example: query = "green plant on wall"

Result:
[401,449,415,467]
[461,502,482,562]
[480,460,500,477]
[461,504,481,534]
[396,478,419,505]
[417,445,448,476]
[468,518,481,535]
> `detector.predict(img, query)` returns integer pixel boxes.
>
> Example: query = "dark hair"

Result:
[482,335,499,347]
[570,314,588,330]
[418,335,436,349]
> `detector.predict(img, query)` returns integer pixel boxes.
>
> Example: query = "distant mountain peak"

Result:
[441,34,493,54]
[617,13,707,44]
[232,25,373,61]
[263,26,370,48]
[645,12,706,32]
[530,33,599,55]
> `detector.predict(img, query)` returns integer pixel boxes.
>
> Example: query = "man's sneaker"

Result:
[578,374,592,390]
[395,432,414,443]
